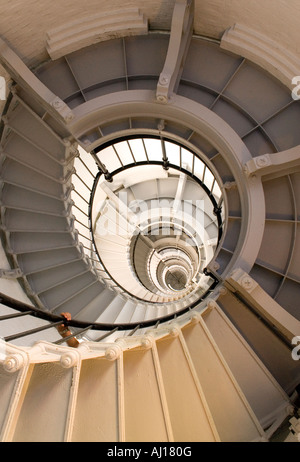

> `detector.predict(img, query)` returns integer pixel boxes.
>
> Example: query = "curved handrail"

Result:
[88,160,224,300]
[0,276,220,342]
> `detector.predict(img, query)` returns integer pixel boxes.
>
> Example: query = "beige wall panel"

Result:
[123,348,169,442]
[182,322,263,441]
[156,335,217,442]
[71,358,119,442]
[0,367,20,437]
[202,303,292,424]
[12,362,73,442]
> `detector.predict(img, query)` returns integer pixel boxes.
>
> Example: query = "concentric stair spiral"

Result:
[0,8,299,442]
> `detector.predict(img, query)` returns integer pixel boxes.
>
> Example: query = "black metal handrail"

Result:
[0,285,295,352]
[0,278,219,342]
[91,160,224,240]
[0,135,223,343]
[88,159,223,303]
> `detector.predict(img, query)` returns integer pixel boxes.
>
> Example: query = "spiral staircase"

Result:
[0,0,300,442]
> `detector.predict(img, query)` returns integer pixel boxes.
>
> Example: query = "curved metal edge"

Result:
[67,90,266,278]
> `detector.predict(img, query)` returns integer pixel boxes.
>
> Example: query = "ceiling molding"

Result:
[220,23,300,91]
[46,8,148,60]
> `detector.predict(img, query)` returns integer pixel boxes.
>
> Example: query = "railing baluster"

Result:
[94,327,119,342]
[112,144,123,166]
[78,231,93,242]
[0,310,33,320]
[161,138,169,170]
[128,325,140,336]
[73,188,90,205]
[127,140,136,163]
[4,321,64,342]
[74,172,92,192]
[53,325,93,345]
[73,203,89,217]
[77,155,96,178]
[142,139,149,162]
[74,218,90,230]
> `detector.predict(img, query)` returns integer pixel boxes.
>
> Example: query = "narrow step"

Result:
[18,247,83,275]
[3,209,70,233]
[3,98,66,162]
[1,184,67,216]
[1,158,66,198]
[9,231,75,254]
[39,272,99,311]
[94,295,127,324]
[74,287,116,322]
[2,135,64,179]
[26,260,94,295]
[114,300,137,324]
[51,280,106,317]
[129,303,150,323]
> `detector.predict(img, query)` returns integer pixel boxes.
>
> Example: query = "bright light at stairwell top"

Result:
[94,185,206,242]
[69,136,224,301]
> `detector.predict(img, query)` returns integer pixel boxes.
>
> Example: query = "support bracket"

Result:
[244,146,300,180]
[225,268,300,343]
[156,0,194,103]
[0,268,22,279]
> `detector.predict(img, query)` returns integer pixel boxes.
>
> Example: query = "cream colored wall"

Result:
[0,0,173,67]
[0,0,299,68]
[195,0,300,58]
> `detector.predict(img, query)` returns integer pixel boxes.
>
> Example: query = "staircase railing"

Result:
[71,135,225,302]
[0,278,219,344]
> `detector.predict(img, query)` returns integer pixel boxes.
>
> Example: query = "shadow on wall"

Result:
[151,0,176,30]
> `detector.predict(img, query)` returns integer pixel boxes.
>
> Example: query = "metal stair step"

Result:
[27,260,94,295]
[3,209,70,232]
[9,231,76,254]
[50,280,107,317]
[1,158,66,197]
[2,134,65,179]
[38,271,98,308]
[17,247,82,274]
[94,294,127,323]
[1,184,67,216]
[73,287,116,322]
[4,99,66,160]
